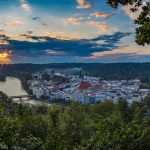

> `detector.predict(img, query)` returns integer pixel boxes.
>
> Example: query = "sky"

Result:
[0,0,150,63]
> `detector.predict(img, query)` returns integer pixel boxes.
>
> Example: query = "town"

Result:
[28,70,149,104]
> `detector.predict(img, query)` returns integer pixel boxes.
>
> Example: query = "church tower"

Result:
[79,69,84,80]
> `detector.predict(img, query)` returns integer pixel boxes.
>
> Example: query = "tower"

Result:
[79,69,84,80]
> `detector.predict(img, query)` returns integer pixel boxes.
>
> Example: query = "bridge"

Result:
[9,95,34,102]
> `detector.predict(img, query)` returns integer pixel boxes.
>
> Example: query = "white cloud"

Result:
[123,6,139,20]
[64,16,83,26]
[46,50,65,55]
[20,0,32,13]
[88,21,109,34]
[89,44,150,59]
[76,0,92,9]
[122,2,146,20]
[4,20,23,27]
[90,11,113,19]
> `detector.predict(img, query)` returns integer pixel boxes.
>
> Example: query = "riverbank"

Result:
[0,76,70,106]
[0,77,27,97]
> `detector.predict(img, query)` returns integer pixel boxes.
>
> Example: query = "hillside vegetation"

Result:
[2,63,150,82]
[0,91,150,150]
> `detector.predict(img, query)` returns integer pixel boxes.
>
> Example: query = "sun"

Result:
[0,51,11,64]
[0,52,8,58]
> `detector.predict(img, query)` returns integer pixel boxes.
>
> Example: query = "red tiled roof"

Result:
[78,81,91,90]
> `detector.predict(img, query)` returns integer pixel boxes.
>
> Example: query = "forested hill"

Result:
[1,91,150,150]
[2,63,150,82]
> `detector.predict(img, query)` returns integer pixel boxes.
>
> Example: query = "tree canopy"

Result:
[107,0,150,46]
[0,91,150,150]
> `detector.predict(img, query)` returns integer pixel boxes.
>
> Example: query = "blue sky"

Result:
[0,0,149,63]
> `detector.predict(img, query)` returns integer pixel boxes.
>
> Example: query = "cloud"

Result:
[4,20,23,27]
[90,11,113,19]
[46,50,65,55]
[0,30,5,32]
[20,0,31,13]
[46,31,76,40]
[32,17,40,21]
[87,53,136,61]
[76,0,92,9]
[0,34,9,46]
[88,43,150,61]
[122,2,147,20]
[41,23,47,26]
[0,34,10,41]
[88,21,109,34]
[123,6,141,20]
[0,32,131,58]
[0,39,9,45]
[22,31,75,41]
[64,16,83,26]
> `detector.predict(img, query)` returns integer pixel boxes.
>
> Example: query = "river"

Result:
[0,77,52,105]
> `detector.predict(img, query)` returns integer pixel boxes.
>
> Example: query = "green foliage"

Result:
[117,98,131,121]
[91,100,116,116]
[42,72,50,81]
[107,0,150,46]
[0,92,150,150]
[20,74,33,94]
[0,142,8,150]
[135,2,150,46]
[3,63,150,82]
[0,117,22,148]
[144,95,150,115]
[20,134,43,150]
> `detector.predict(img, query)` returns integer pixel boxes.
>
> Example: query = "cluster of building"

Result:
[28,70,150,104]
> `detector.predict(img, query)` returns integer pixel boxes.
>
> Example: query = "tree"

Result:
[0,142,8,150]
[139,127,150,149]
[107,0,150,46]
[62,103,86,150]
[19,134,43,150]
[135,2,150,45]
[117,98,130,121]
[144,95,150,114]
[0,117,22,149]
[92,100,116,116]
[1,91,150,149]
[44,106,62,150]
[42,72,50,81]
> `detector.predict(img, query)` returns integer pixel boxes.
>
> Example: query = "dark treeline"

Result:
[1,91,150,150]
[2,63,150,82]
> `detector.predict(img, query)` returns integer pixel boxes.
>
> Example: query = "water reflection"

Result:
[0,77,27,96]
[0,77,52,105]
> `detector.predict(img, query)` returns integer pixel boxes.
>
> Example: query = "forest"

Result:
[0,91,150,150]
[2,63,150,82]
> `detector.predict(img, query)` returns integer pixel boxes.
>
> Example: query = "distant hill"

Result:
[2,63,150,82]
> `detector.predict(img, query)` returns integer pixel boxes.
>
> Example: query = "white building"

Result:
[32,87,43,99]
